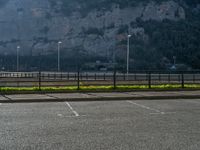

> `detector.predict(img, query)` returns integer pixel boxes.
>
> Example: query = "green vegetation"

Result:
[0,84,200,93]
[118,25,129,34]
[127,14,200,70]
[84,27,104,36]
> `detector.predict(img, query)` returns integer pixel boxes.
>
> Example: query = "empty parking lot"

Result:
[0,99,200,150]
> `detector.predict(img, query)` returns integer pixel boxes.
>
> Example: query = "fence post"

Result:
[38,70,41,91]
[148,72,151,89]
[77,70,80,90]
[113,69,116,89]
[181,73,184,88]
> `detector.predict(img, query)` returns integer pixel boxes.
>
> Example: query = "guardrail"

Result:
[0,71,200,89]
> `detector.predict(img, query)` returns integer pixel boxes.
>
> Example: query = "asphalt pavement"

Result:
[0,90,200,103]
[0,99,200,150]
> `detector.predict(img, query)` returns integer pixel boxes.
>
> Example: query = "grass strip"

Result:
[0,84,200,92]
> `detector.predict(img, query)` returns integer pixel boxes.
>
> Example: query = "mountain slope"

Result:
[0,0,199,70]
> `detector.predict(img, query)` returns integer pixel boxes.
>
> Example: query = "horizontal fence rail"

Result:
[0,71,200,89]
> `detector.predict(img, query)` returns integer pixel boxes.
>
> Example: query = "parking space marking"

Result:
[57,114,63,117]
[57,113,85,118]
[127,101,175,115]
[127,100,162,113]
[65,102,80,117]
[150,112,176,115]
[127,100,175,115]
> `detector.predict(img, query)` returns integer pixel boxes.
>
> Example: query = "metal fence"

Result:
[0,71,200,89]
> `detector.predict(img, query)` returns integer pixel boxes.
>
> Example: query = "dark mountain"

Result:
[0,0,199,71]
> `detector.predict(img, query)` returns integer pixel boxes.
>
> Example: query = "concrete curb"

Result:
[1,95,200,103]
[1,88,200,95]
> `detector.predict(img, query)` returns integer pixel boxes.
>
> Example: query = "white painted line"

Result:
[57,114,63,117]
[127,101,177,115]
[64,115,87,118]
[150,112,165,115]
[150,112,176,115]
[0,103,2,106]
[65,102,80,117]
[127,100,162,113]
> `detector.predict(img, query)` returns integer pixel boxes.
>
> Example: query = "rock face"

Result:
[0,0,185,56]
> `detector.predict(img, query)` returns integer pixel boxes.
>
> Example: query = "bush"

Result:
[84,27,104,36]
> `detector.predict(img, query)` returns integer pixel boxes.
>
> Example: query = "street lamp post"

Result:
[57,41,62,72]
[127,34,131,78]
[17,46,20,72]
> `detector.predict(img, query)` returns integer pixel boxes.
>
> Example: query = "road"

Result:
[0,99,200,150]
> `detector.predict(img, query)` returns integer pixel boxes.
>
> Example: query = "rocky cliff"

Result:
[0,0,186,57]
